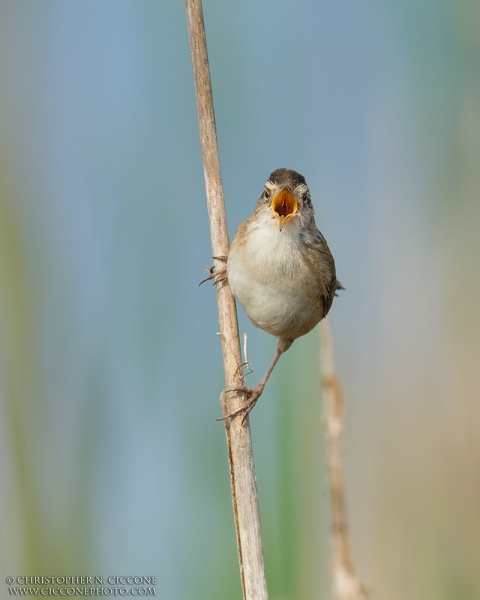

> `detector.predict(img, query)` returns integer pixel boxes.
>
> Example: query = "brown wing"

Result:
[302,228,341,319]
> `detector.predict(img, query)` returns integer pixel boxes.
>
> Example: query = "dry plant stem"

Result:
[185,1,268,598]
[320,320,369,600]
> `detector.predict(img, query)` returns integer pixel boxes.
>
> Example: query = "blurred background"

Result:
[0,1,479,598]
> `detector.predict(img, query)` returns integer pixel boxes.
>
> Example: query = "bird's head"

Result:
[258,168,314,231]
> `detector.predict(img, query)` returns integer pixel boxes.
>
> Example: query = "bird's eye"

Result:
[262,188,271,200]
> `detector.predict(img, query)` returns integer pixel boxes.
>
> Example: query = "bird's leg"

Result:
[199,255,228,286]
[219,338,293,423]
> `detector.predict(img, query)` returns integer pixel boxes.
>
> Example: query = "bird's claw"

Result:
[217,385,264,424]
[199,265,227,286]
[199,256,228,286]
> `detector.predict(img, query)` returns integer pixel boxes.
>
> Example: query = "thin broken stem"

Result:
[320,319,369,600]
[185,1,268,598]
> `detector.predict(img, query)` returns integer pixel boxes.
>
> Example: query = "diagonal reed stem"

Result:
[320,320,368,600]
[185,1,268,598]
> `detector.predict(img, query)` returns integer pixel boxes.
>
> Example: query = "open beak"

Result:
[271,188,298,230]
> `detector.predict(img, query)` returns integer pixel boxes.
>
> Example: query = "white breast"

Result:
[227,216,322,339]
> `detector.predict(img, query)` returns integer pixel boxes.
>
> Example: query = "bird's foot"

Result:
[218,384,264,424]
[199,256,228,286]
[199,266,227,286]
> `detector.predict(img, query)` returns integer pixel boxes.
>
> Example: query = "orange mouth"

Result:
[271,188,298,229]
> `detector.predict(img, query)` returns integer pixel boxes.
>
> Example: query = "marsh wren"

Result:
[205,168,341,421]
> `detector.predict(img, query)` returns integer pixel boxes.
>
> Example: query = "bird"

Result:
[203,168,341,422]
